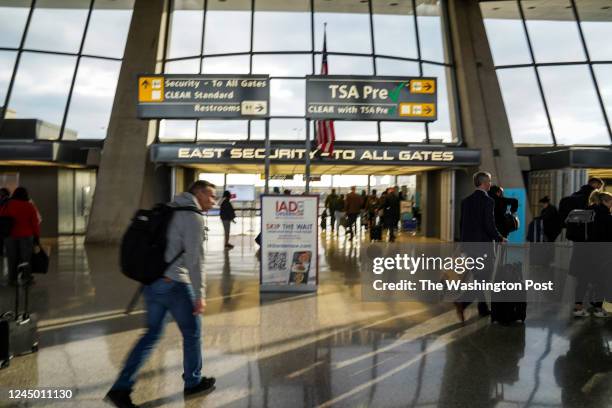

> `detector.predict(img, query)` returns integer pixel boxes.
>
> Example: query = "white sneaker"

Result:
[592,308,609,318]
[573,308,589,317]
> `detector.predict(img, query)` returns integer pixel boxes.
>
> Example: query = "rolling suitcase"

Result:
[491,245,527,324]
[0,264,39,369]
[370,224,382,241]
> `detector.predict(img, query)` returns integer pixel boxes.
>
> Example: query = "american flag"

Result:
[315,25,335,155]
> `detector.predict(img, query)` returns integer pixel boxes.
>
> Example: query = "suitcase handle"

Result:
[14,262,31,319]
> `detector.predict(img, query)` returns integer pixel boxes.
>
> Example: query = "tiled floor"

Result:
[1,223,612,407]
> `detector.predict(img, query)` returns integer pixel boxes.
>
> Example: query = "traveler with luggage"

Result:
[488,185,519,238]
[560,177,604,242]
[456,172,506,322]
[344,186,363,241]
[0,187,40,286]
[572,191,612,318]
[106,180,217,408]
[219,190,236,250]
[324,189,339,233]
[381,187,400,243]
[365,190,378,230]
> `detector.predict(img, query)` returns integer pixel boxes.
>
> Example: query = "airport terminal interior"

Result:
[1,0,612,406]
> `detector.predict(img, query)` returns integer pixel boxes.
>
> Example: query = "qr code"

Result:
[267,252,287,271]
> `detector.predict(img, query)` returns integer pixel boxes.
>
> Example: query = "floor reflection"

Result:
[0,227,611,407]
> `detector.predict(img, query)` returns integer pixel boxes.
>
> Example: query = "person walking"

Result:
[219,190,236,250]
[456,172,506,322]
[382,187,400,242]
[1,187,40,286]
[105,180,217,408]
[572,191,612,318]
[365,190,378,230]
[334,194,345,233]
[539,196,562,242]
[325,189,339,233]
[344,186,363,241]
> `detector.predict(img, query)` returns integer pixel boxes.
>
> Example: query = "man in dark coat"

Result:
[457,171,505,322]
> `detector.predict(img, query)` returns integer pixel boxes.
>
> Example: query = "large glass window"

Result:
[253,0,311,51]
[497,67,552,144]
[375,58,419,76]
[334,121,378,142]
[8,52,77,138]
[159,120,196,141]
[202,56,249,74]
[372,0,418,59]
[165,58,200,74]
[594,65,612,123]
[1,0,134,139]
[25,0,89,54]
[416,0,448,63]
[522,0,585,63]
[422,63,454,142]
[82,0,134,59]
[314,0,372,54]
[0,51,17,105]
[577,3,612,61]
[64,57,121,139]
[166,0,203,59]
[380,121,426,143]
[316,55,374,75]
[539,65,609,145]
[252,54,312,77]
[203,0,251,55]
[481,1,532,66]
[198,120,247,140]
[0,0,32,48]
[270,79,305,116]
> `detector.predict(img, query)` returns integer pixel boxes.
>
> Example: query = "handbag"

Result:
[504,211,520,234]
[31,245,49,274]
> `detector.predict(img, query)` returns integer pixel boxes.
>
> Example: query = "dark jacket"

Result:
[540,204,562,242]
[220,198,236,221]
[490,193,519,238]
[382,193,400,226]
[335,197,345,212]
[345,192,363,215]
[460,190,502,242]
[325,193,339,211]
[588,204,612,242]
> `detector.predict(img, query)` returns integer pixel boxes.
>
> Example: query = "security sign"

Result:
[137,74,270,119]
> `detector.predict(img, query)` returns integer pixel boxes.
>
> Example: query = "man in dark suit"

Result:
[456,171,506,322]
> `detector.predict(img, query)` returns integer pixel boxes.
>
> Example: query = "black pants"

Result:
[329,210,336,230]
[5,236,33,283]
[347,213,358,237]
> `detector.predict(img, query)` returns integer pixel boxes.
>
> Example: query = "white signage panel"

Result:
[260,195,319,292]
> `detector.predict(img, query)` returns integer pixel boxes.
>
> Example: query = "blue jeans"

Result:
[112,279,202,390]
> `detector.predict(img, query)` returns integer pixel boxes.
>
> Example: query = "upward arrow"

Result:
[142,80,149,89]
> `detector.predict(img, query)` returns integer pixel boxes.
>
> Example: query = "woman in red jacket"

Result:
[2,187,40,285]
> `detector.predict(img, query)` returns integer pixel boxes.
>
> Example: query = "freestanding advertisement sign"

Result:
[260,195,318,293]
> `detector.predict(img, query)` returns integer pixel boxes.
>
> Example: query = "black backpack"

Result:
[120,204,202,284]
[559,193,590,241]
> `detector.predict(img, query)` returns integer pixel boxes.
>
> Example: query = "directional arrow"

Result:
[424,83,432,91]
[424,106,432,114]
[142,80,149,89]
[255,104,264,112]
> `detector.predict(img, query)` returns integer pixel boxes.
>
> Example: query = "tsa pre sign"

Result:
[260,195,318,293]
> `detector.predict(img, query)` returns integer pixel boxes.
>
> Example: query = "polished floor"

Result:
[1,221,612,407]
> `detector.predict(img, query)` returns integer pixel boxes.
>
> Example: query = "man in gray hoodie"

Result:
[106,180,217,408]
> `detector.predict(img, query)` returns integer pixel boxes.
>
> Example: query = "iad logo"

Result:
[275,200,304,217]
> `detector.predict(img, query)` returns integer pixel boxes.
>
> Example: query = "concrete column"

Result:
[447,0,524,190]
[448,0,530,241]
[86,0,167,244]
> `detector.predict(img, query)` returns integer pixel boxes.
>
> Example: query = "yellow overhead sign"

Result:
[398,103,436,118]
[138,76,164,102]
[409,79,435,94]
